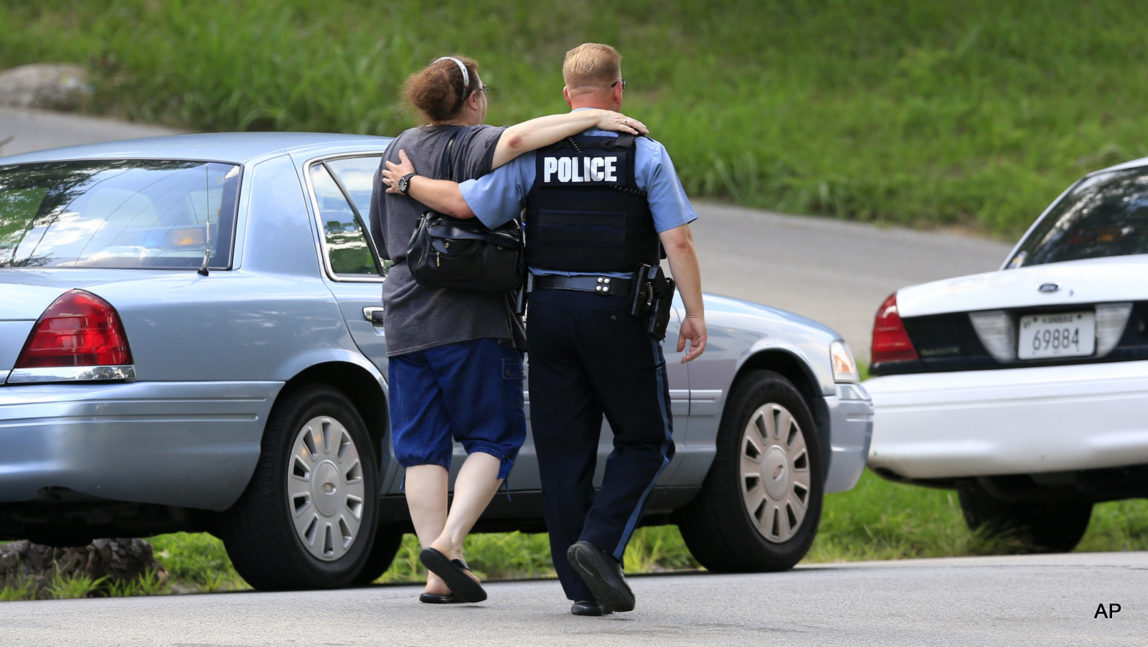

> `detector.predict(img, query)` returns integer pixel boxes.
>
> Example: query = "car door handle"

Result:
[362,306,385,324]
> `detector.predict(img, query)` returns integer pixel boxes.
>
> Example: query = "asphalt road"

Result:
[688,203,1013,361]
[0,105,1014,362]
[0,105,177,156]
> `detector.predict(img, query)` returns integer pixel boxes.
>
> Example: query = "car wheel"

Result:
[676,370,824,572]
[958,487,1092,553]
[222,384,379,590]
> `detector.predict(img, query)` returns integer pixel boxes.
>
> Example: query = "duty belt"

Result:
[532,274,632,296]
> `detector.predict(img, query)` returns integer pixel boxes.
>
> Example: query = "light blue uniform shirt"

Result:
[459,125,697,277]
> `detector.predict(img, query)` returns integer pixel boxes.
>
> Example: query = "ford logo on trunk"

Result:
[1038,282,1060,293]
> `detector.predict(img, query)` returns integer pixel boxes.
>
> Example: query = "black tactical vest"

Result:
[524,134,659,273]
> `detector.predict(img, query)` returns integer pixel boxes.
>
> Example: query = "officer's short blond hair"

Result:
[562,43,622,91]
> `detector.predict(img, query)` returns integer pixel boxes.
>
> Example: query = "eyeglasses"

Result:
[610,77,626,91]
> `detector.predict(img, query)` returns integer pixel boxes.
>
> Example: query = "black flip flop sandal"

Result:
[419,547,487,603]
[419,592,461,604]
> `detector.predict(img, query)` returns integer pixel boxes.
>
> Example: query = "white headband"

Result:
[434,56,469,90]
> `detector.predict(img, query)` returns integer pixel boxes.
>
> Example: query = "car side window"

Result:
[324,157,379,217]
[309,160,381,278]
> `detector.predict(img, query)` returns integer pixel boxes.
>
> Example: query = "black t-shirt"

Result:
[368,124,515,356]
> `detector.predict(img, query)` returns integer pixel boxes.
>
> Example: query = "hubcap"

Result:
[739,403,811,543]
[287,416,366,561]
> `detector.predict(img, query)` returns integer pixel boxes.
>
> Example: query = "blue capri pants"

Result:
[388,338,526,480]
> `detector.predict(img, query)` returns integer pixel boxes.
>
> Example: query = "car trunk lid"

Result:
[895,255,1148,317]
[872,256,1148,375]
[0,269,182,375]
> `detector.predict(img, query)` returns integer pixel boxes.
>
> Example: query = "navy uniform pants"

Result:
[526,288,675,602]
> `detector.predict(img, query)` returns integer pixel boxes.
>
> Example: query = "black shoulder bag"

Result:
[405,133,525,292]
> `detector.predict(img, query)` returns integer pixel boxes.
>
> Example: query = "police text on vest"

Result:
[543,156,618,183]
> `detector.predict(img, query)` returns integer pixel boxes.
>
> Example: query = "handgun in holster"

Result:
[629,264,675,342]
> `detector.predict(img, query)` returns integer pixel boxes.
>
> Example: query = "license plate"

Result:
[1017,311,1095,359]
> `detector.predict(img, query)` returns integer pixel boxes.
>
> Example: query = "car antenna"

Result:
[197,171,212,276]
[198,245,211,276]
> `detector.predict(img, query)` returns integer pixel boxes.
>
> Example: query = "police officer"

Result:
[383,42,706,616]
[372,54,649,605]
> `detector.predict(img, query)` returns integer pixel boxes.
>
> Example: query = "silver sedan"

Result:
[0,133,872,589]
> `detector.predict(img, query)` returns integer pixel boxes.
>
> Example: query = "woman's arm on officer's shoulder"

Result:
[492,110,648,169]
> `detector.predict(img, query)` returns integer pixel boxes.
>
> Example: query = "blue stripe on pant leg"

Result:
[611,336,675,560]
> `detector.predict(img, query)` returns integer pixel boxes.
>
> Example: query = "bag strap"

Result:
[439,130,459,181]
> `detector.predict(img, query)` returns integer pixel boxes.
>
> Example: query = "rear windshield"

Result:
[1007,167,1148,268]
[0,160,240,269]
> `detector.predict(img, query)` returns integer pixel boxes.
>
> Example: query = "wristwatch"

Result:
[396,172,416,195]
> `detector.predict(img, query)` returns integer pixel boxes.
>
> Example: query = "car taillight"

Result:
[870,292,918,364]
[15,290,133,368]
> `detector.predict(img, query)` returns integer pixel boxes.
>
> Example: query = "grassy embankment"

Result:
[1,0,1147,598]
[5,0,1148,238]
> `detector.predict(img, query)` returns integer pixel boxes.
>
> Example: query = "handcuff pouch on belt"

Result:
[629,263,675,341]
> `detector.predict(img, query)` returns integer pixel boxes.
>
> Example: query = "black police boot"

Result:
[570,599,611,616]
[566,540,635,613]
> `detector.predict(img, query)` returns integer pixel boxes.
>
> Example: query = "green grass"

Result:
[149,532,248,593]
[0,562,166,601]
[4,0,1148,238]
[0,578,37,601]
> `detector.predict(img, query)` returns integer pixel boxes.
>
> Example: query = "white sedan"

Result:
[864,156,1148,553]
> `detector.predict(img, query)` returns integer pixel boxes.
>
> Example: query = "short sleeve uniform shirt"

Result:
[458,124,697,276]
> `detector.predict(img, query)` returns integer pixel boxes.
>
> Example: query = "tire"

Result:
[958,487,1092,553]
[222,384,379,590]
[676,370,824,572]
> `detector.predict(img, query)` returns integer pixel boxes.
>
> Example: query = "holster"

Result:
[515,273,532,317]
[629,264,675,342]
